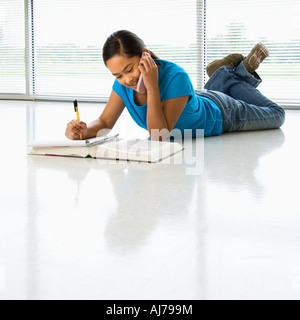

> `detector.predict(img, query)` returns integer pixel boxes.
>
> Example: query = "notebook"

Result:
[29,133,120,148]
[28,136,184,163]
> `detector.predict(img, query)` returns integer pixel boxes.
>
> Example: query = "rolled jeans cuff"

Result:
[235,61,262,88]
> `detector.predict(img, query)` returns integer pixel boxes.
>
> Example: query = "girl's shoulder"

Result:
[154,59,194,100]
[154,59,187,75]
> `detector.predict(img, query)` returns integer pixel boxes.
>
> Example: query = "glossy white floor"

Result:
[0,99,300,300]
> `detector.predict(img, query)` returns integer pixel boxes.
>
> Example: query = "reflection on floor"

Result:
[0,100,300,300]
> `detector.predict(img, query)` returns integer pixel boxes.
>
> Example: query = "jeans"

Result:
[195,62,285,133]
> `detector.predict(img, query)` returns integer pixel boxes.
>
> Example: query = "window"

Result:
[30,0,201,99]
[0,0,300,107]
[206,0,300,106]
[0,0,26,94]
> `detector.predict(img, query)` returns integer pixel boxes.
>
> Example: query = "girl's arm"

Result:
[95,90,125,136]
[147,86,189,141]
[146,84,168,137]
[65,90,125,140]
[140,53,189,141]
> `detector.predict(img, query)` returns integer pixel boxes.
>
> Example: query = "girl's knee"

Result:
[274,105,285,128]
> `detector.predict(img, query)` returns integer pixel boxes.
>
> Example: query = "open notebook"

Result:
[28,135,184,163]
[29,133,120,148]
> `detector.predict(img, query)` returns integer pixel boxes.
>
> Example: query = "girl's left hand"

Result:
[138,52,159,92]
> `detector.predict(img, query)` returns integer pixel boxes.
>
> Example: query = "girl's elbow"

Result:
[149,128,170,141]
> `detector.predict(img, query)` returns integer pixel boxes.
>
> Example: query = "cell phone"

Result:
[136,73,147,94]
[136,53,148,94]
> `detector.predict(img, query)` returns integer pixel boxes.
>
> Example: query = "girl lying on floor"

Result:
[65,30,285,141]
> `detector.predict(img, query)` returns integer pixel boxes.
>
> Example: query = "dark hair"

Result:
[102,30,159,65]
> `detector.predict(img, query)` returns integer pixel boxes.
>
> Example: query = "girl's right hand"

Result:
[65,120,88,140]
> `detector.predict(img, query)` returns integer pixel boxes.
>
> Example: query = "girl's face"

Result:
[106,50,149,91]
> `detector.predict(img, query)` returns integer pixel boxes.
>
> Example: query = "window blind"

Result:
[1,0,300,106]
[0,0,26,94]
[206,0,300,106]
[31,0,202,100]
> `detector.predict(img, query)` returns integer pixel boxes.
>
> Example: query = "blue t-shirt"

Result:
[112,58,223,137]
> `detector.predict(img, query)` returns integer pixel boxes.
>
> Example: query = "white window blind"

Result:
[1,0,300,106]
[31,0,202,100]
[0,0,26,94]
[206,0,300,106]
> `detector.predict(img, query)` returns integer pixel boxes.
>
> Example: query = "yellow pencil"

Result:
[73,99,82,140]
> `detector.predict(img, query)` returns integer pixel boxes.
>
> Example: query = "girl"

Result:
[65,30,285,141]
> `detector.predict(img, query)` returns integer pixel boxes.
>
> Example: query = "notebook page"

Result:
[29,140,87,147]
[29,133,119,148]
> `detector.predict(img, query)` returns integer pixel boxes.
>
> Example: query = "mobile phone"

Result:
[136,53,147,94]
[136,72,147,94]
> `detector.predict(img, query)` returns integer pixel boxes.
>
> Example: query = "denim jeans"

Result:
[195,62,285,133]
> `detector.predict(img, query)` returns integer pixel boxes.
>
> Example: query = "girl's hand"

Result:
[138,52,159,92]
[65,120,88,140]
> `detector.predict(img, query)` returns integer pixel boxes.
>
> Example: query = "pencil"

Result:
[73,100,82,140]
